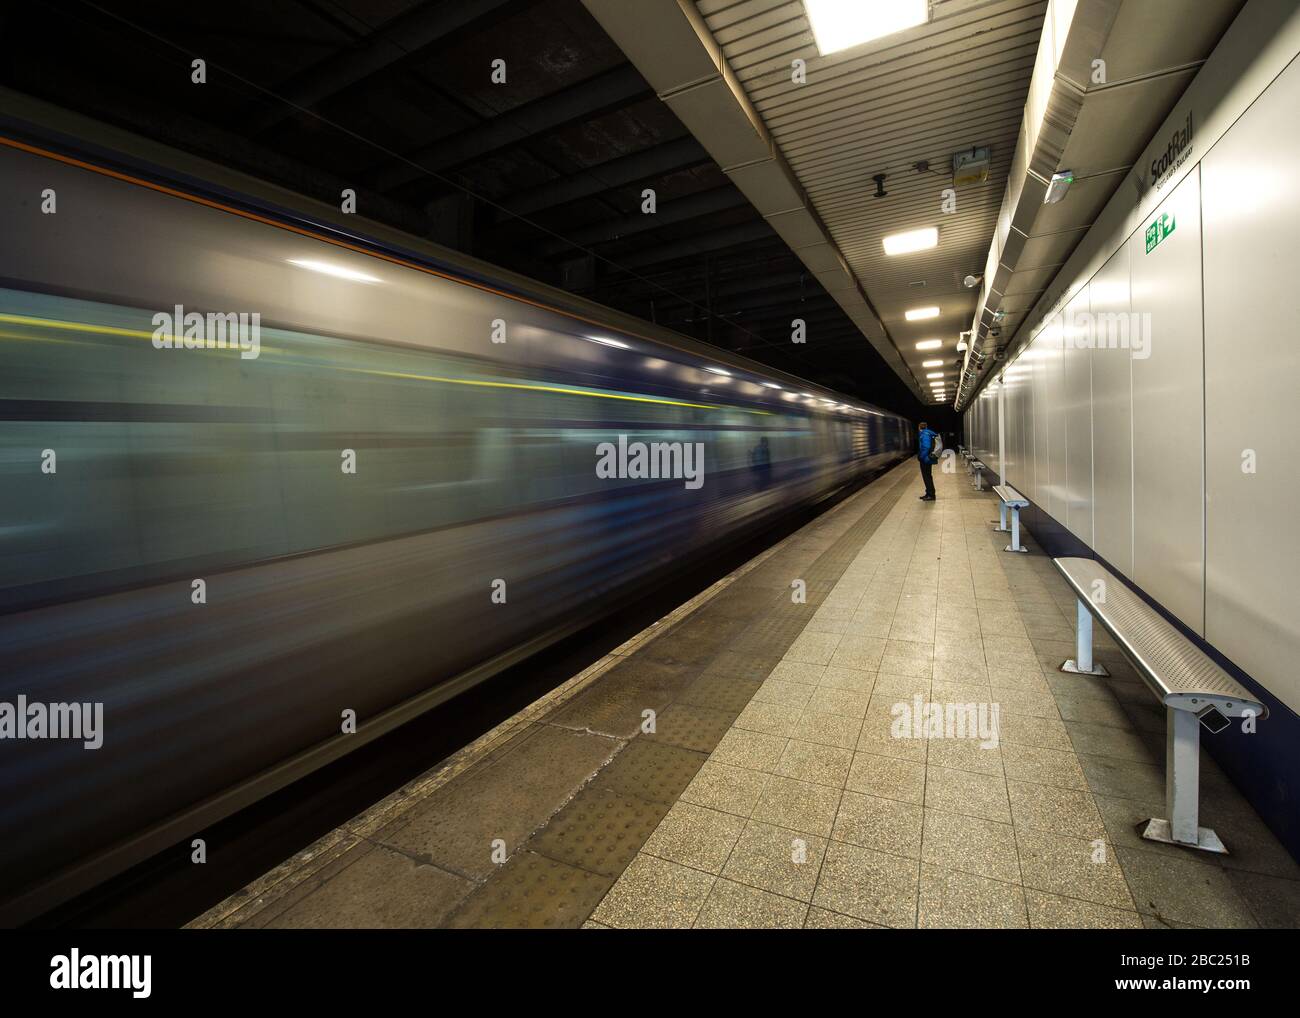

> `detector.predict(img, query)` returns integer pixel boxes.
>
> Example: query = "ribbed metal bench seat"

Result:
[991,485,1030,552]
[992,484,1027,508]
[1052,556,1267,853]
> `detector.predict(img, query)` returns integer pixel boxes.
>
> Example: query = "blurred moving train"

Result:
[0,130,911,921]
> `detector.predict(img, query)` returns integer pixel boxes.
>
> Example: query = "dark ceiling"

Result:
[2,0,938,421]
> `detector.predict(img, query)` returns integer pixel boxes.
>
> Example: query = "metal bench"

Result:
[1052,556,1268,854]
[970,460,988,491]
[991,484,1030,553]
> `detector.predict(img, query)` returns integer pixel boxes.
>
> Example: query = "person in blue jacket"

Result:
[917,421,939,501]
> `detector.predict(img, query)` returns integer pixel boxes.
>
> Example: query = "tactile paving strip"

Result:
[590,739,707,805]
[676,672,765,713]
[647,703,737,753]
[443,851,612,929]
[446,466,915,926]
[529,786,666,878]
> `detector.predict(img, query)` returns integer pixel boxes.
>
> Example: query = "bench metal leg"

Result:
[1061,599,1109,676]
[993,502,1009,532]
[1004,507,1028,553]
[972,470,984,491]
[1141,708,1228,854]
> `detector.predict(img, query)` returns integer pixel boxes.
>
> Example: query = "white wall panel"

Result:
[959,8,1300,718]
[1009,374,1027,492]
[1202,53,1300,714]
[1021,355,1035,498]
[1088,245,1134,576]
[1031,329,1050,507]
[1129,167,1204,633]
[1062,288,1093,544]
[1043,314,1067,522]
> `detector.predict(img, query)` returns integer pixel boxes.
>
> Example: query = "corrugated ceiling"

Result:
[695,0,1048,404]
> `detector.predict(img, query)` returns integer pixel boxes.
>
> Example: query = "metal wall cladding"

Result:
[1202,54,1300,715]
[1130,166,1205,634]
[968,23,1300,716]
[1031,327,1050,507]
[1061,287,1093,545]
[1043,313,1068,523]
[1088,245,1134,577]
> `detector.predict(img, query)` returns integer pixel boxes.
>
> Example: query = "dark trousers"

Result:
[919,458,935,497]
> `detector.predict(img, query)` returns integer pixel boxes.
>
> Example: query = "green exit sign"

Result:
[1145,212,1175,253]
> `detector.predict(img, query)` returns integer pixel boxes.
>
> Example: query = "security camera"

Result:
[963,274,982,289]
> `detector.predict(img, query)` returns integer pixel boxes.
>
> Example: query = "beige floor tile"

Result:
[693,877,807,928]
[998,712,1073,752]
[752,677,815,711]
[817,665,877,693]
[931,678,994,703]
[880,640,934,678]
[733,700,801,738]
[829,635,888,670]
[721,820,826,901]
[751,775,843,838]
[997,689,1063,719]
[857,707,928,763]
[641,801,747,874]
[765,660,825,686]
[811,842,920,928]
[921,809,1020,883]
[1024,889,1144,929]
[785,630,842,666]
[1001,742,1088,790]
[710,728,788,772]
[918,864,1028,928]
[774,738,853,787]
[805,686,871,719]
[592,854,715,929]
[680,760,770,817]
[832,789,923,858]
[804,906,888,929]
[925,736,1003,776]
[848,751,927,804]
[924,765,1012,823]
[791,709,862,750]
[872,672,933,700]
[1008,780,1105,839]
[1016,828,1135,911]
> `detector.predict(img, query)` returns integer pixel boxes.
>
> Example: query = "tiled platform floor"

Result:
[192,458,1300,929]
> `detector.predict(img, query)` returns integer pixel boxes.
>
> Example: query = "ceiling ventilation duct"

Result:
[954,0,1246,411]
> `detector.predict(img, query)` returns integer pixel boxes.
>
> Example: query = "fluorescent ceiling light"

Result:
[916,339,943,350]
[760,382,783,389]
[288,258,381,283]
[585,335,629,349]
[926,372,944,379]
[882,227,938,256]
[804,0,929,56]
[921,359,943,368]
[905,306,940,321]
[705,366,732,376]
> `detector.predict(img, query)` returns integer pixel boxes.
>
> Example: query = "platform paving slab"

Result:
[191,459,1300,929]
